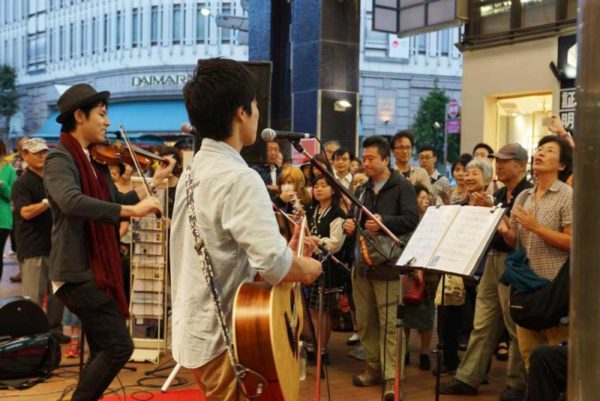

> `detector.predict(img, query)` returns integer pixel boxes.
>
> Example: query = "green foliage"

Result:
[412,81,460,166]
[0,65,20,135]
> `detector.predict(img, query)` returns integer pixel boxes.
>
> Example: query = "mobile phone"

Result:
[281,184,294,192]
[542,117,553,127]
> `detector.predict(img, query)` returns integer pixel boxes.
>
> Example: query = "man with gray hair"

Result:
[440,143,533,401]
[324,140,341,164]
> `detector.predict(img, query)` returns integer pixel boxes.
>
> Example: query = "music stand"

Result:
[396,204,506,400]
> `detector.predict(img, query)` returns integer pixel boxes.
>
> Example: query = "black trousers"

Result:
[527,345,567,401]
[56,280,133,401]
[439,285,476,370]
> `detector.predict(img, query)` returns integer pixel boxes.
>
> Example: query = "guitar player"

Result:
[170,58,322,401]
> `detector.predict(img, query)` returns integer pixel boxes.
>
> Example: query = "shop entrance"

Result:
[496,93,553,158]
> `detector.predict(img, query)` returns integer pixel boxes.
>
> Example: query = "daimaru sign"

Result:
[131,74,191,87]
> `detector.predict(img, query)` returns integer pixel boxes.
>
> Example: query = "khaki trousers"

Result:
[352,270,405,380]
[516,324,569,372]
[454,251,526,390]
[190,351,246,401]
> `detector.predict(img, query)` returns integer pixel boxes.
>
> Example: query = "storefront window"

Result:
[480,0,511,35]
[496,94,552,160]
[522,0,556,28]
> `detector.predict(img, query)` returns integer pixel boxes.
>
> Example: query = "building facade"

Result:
[0,0,247,139]
[459,0,578,157]
[359,0,463,138]
[1,0,463,147]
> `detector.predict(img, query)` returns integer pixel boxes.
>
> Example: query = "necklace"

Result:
[311,205,332,235]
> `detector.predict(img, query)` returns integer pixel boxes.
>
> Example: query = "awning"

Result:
[34,99,189,137]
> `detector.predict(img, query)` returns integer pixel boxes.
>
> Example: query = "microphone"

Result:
[180,123,197,135]
[261,128,311,142]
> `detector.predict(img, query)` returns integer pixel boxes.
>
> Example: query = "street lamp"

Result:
[200,7,211,17]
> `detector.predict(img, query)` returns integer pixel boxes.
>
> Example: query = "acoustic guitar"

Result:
[232,211,307,401]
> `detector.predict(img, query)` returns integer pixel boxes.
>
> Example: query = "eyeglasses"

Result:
[419,155,433,160]
[393,145,412,151]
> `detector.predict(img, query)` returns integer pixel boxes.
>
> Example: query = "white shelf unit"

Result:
[129,179,169,364]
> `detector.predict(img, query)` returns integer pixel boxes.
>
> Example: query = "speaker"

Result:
[0,296,48,338]
[241,61,272,164]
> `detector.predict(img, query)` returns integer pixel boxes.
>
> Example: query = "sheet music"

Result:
[429,206,505,275]
[397,205,461,267]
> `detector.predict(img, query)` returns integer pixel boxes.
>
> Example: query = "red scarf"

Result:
[60,133,129,318]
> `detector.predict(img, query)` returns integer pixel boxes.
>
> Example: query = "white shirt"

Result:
[269,164,278,185]
[334,172,353,189]
[170,138,292,368]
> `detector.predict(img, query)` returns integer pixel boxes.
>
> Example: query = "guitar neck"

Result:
[296,216,307,258]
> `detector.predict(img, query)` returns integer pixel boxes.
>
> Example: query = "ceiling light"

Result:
[334,99,352,111]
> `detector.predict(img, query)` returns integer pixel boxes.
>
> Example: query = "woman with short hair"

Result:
[498,135,573,371]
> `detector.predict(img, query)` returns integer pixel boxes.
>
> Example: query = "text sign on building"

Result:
[131,74,191,88]
[448,98,460,118]
[373,0,467,37]
[559,89,576,131]
[445,119,460,134]
[445,98,461,134]
[388,35,410,59]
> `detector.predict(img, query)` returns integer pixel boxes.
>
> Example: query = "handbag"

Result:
[509,259,570,330]
[500,190,570,330]
[354,188,408,268]
[357,227,405,267]
[403,270,425,304]
[434,274,465,306]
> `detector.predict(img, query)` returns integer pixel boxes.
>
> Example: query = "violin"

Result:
[90,142,165,170]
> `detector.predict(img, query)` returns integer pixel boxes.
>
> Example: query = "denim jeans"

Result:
[56,280,133,401]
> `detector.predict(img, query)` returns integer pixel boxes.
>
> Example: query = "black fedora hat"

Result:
[56,83,110,123]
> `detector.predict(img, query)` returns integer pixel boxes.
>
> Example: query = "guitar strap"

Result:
[184,166,255,396]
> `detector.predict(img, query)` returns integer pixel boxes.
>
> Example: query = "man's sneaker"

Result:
[348,344,366,361]
[439,378,478,395]
[384,379,397,401]
[65,338,80,358]
[500,386,526,401]
[347,332,360,345]
[352,367,382,387]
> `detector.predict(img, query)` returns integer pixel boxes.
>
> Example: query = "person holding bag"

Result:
[342,136,419,400]
[403,184,439,371]
[497,135,573,371]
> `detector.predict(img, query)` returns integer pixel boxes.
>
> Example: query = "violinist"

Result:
[44,83,175,401]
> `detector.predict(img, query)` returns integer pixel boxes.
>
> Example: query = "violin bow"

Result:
[119,124,162,218]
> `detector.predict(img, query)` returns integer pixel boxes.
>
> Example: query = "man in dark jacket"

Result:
[44,83,174,401]
[343,136,419,401]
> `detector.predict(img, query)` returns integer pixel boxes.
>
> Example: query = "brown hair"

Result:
[278,166,311,208]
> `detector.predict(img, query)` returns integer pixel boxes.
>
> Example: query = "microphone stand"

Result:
[289,139,408,401]
[290,140,402,246]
